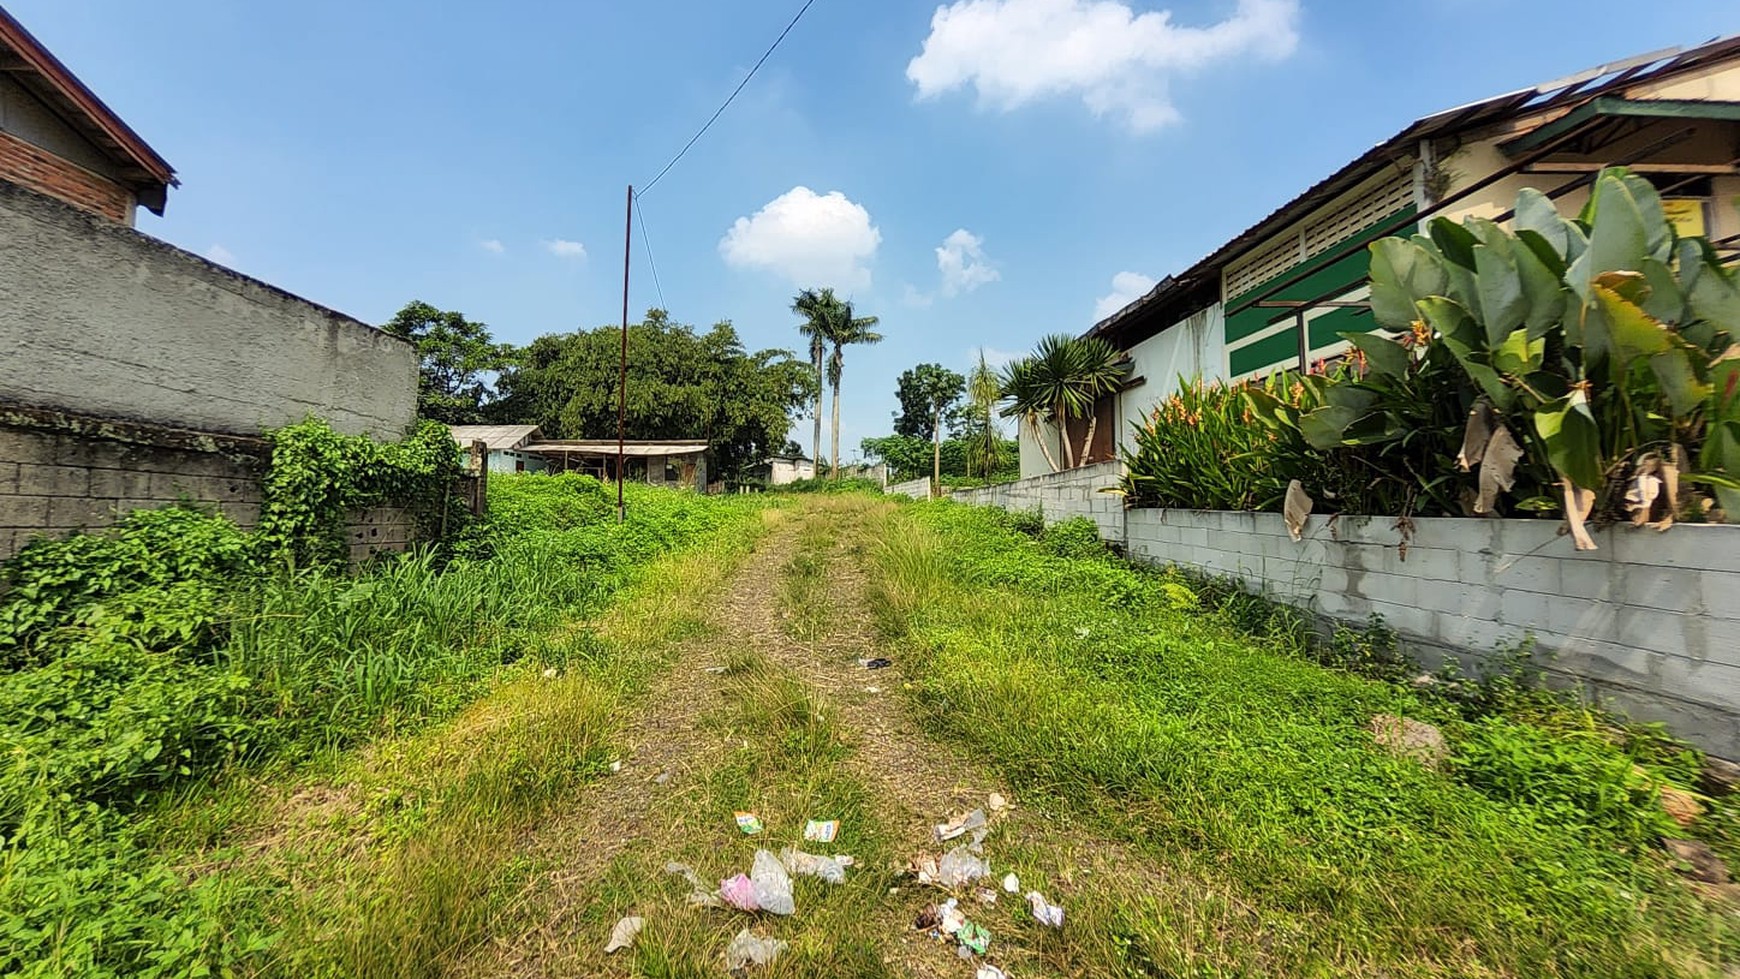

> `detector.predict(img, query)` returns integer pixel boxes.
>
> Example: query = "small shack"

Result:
[525,439,709,491]
[446,425,548,473]
[756,453,815,486]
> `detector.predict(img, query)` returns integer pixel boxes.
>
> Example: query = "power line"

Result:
[637,0,819,197]
[633,192,668,312]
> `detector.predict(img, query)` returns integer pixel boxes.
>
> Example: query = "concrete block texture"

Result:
[0,181,416,440]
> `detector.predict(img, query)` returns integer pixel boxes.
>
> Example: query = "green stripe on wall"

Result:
[1223,206,1416,346]
[1228,328,1301,377]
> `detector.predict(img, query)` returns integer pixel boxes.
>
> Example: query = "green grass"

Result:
[0,475,768,978]
[865,500,1739,978]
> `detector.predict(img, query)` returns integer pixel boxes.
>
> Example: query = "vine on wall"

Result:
[258,419,467,566]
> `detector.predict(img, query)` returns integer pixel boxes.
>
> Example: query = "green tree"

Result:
[491,309,816,478]
[892,363,965,492]
[382,300,515,424]
[1000,334,1130,471]
[819,300,883,478]
[791,289,836,467]
[964,350,1007,480]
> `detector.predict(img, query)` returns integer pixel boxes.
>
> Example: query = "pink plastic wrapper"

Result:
[719,873,759,911]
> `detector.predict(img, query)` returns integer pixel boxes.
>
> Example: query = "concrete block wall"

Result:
[1125,508,1740,758]
[949,461,1125,540]
[1,414,415,565]
[888,476,933,499]
[0,180,416,441]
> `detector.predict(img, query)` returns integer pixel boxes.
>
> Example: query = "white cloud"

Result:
[719,186,881,290]
[480,238,505,254]
[1095,270,1158,320]
[544,238,587,259]
[204,244,236,266]
[907,0,1300,132]
[936,228,1000,297]
[976,346,1024,368]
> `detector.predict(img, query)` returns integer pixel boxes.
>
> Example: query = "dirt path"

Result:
[458,496,1137,978]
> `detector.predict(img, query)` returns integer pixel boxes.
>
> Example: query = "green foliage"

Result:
[775,476,884,495]
[492,309,815,479]
[0,475,756,977]
[1123,377,1284,510]
[260,418,467,566]
[1039,515,1107,560]
[861,433,1017,483]
[892,362,966,439]
[871,501,1735,975]
[382,299,515,424]
[963,350,1009,481]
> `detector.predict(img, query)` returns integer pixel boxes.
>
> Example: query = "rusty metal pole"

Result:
[618,185,632,523]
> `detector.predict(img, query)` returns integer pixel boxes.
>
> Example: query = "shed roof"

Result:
[526,439,709,458]
[0,5,177,214]
[447,424,541,451]
[1086,33,1740,349]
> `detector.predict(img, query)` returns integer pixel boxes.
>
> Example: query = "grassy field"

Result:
[866,500,1739,978]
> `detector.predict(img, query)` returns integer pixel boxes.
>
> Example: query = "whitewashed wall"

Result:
[949,462,1124,540]
[888,475,933,499]
[1124,508,1740,759]
[1117,305,1227,456]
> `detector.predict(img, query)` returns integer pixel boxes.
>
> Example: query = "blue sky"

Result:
[10,0,1736,459]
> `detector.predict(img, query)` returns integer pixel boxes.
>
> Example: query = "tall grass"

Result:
[867,501,1739,977]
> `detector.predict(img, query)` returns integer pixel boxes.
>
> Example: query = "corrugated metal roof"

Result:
[447,424,541,451]
[526,439,709,458]
[1086,33,1740,348]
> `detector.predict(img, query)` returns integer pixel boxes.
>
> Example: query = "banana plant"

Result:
[1342,168,1740,539]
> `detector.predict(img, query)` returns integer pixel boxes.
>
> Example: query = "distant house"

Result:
[528,439,709,491]
[446,424,549,474]
[758,453,815,485]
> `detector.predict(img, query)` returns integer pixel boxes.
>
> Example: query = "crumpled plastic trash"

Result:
[719,873,759,912]
[1001,872,1020,894]
[977,966,1008,979]
[724,928,788,970]
[734,811,764,835]
[938,899,967,935]
[750,849,795,915]
[780,846,850,884]
[935,808,988,843]
[802,819,839,843]
[936,844,991,888]
[665,862,724,908]
[958,920,991,954]
[1026,890,1064,928]
[604,915,644,953]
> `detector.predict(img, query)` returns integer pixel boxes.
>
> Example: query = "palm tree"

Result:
[999,334,1130,472]
[822,300,882,478]
[790,288,835,473]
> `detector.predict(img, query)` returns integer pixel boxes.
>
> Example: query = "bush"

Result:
[1040,516,1106,560]
[775,476,884,494]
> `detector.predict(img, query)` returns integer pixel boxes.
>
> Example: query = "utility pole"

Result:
[618,184,632,523]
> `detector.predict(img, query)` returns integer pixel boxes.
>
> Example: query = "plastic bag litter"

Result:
[934,808,988,843]
[724,929,788,970]
[936,844,991,888]
[750,849,795,915]
[977,966,1009,979]
[604,915,644,953]
[665,862,724,908]
[719,873,758,911]
[779,847,850,884]
[734,811,764,835]
[958,920,991,955]
[938,899,967,935]
[802,819,839,843]
[1001,872,1020,894]
[1026,890,1064,928]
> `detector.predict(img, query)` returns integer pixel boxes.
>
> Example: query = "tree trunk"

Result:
[831,380,842,479]
[1055,408,1077,469]
[1027,415,1061,472]
[932,414,942,498]
[1079,405,1099,466]
[811,348,823,478]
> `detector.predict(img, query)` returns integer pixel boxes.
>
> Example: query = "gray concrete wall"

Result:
[888,475,933,499]
[1124,507,1740,758]
[0,181,416,440]
[949,461,1124,541]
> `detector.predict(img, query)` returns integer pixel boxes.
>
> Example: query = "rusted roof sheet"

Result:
[526,439,709,458]
[0,5,177,213]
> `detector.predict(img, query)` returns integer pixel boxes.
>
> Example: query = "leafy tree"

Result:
[891,363,965,491]
[490,309,816,478]
[383,300,515,424]
[791,289,836,467]
[1000,334,1130,471]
